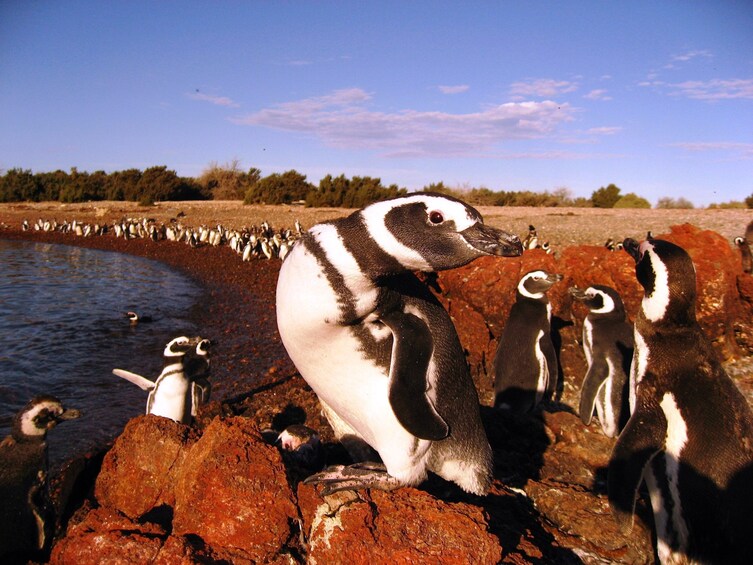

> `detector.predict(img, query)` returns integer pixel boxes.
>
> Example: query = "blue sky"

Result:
[1,1,752,206]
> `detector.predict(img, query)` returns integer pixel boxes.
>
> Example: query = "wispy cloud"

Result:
[509,79,578,100]
[638,78,753,101]
[665,49,713,69]
[669,141,753,159]
[584,89,612,101]
[232,88,576,157]
[586,126,621,135]
[188,92,239,108]
[438,85,469,94]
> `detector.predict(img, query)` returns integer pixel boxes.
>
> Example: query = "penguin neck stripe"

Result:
[361,202,432,271]
[642,247,670,322]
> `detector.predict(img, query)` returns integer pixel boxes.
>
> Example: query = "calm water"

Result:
[0,239,203,466]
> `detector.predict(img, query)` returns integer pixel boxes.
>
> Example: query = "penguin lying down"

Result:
[276,192,523,495]
[113,336,212,425]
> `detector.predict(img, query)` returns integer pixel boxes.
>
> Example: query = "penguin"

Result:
[609,237,753,564]
[523,224,539,250]
[0,396,80,559]
[276,424,324,475]
[125,311,153,324]
[113,335,206,424]
[186,338,212,419]
[276,192,523,495]
[733,236,752,274]
[493,270,562,413]
[569,285,633,438]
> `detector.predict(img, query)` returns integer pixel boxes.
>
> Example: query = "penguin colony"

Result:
[5,197,753,563]
[20,215,301,261]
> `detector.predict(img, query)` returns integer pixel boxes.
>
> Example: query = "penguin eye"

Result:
[428,211,444,225]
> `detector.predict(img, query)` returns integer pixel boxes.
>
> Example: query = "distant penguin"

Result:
[113,335,206,424]
[734,236,752,274]
[125,311,153,324]
[609,237,753,564]
[276,192,523,494]
[493,270,562,413]
[523,224,539,250]
[0,396,80,559]
[569,285,633,437]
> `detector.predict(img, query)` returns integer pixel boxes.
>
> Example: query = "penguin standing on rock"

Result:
[569,285,633,437]
[609,237,753,564]
[113,335,209,424]
[493,270,563,413]
[0,396,80,560]
[733,236,752,274]
[276,192,523,495]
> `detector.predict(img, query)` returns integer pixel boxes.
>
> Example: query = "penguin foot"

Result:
[303,462,403,495]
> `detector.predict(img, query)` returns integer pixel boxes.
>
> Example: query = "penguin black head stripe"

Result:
[13,395,81,442]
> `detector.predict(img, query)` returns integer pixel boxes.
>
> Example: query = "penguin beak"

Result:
[569,286,588,301]
[461,223,523,257]
[622,238,642,262]
[58,408,81,421]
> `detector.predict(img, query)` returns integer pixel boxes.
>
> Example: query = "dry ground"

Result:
[0,200,750,251]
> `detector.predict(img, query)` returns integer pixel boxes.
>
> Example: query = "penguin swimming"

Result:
[569,285,633,437]
[609,237,753,564]
[113,335,209,424]
[493,270,562,413]
[276,192,523,495]
[125,311,153,324]
[0,396,80,559]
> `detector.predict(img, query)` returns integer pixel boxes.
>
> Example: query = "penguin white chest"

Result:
[148,366,191,422]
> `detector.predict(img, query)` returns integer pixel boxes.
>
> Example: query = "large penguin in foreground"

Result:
[276,193,523,495]
[0,396,80,560]
[609,237,753,564]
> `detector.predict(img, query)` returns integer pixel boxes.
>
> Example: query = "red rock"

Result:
[94,415,198,521]
[172,416,299,563]
[297,484,502,564]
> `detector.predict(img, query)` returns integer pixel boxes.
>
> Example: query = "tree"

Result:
[656,196,694,209]
[0,168,40,202]
[614,193,651,209]
[198,160,260,200]
[591,184,622,208]
[245,169,312,204]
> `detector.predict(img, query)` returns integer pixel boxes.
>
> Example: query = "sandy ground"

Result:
[1,200,750,251]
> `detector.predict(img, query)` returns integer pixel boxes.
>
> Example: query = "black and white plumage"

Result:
[113,335,210,424]
[522,224,539,250]
[276,192,523,495]
[734,236,752,274]
[569,285,633,438]
[187,338,212,418]
[610,237,753,564]
[0,396,80,559]
[125,311,153,324]
[493,270,562,413]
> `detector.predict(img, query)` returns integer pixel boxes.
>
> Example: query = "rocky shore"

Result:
[2,202,753,564]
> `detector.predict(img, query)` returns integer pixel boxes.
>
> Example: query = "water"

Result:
[0,239,203,466]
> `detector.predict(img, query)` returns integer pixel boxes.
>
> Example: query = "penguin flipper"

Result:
[540,334,559,398]
[380,309,450,441]
[112,369,155,391]
[607,406,666,532]
[579,358,609,425]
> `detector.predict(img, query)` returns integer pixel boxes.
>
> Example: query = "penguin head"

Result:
[184,338,212,379]
[126,311,139,323]
[623,237,696,324]
[359,192,523,272]
[518,270,563,300]
[13,395,80,442]
[734,236,748,248]
[163,336,202,358]
[569,285,624,316]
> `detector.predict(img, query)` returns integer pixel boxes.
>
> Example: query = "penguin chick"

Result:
[0,396,80,559]
[734,236,752,274]
[610,237,753,564]
[493,270,563,413]
[569,285,633,437]
[113,336,205,424]
[277,192,523,495]
[277,425,324,475]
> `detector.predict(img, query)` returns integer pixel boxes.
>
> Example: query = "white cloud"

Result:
[232,88,576,157]
[586,126,622,135]
[188,92,239,108]
[509,78,578,100]
[671,49,713,63]
[438,85,470,94]
[584,89,612,101]
[669,141,753,159]
[667,79,753,101]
